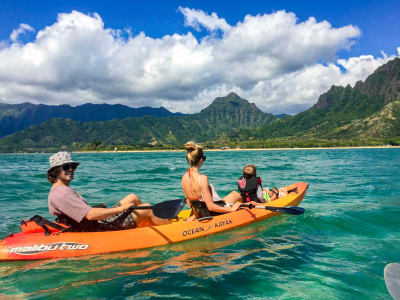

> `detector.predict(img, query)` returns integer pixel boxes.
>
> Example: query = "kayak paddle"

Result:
[240,203,305,215]
[105,198,186,228]
[127,198,186,219]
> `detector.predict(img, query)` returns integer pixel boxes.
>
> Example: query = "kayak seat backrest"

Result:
[190,200,226,219]
[21,215,70,235]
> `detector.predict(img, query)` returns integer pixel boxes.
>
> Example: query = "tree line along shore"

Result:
[5,138,398,154]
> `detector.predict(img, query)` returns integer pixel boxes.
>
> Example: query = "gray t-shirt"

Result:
[48,185,92,223]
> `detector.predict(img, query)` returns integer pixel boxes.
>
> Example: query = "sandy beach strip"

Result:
[74,145,400,153]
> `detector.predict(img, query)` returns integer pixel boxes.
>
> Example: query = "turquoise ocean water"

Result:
[0,149,399,299]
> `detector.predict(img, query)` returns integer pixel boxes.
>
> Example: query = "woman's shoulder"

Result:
[181,171,190,181]
[199,174,208,183]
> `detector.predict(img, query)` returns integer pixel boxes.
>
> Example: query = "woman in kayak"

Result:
[181,142,242,219]
[47,151,169,231]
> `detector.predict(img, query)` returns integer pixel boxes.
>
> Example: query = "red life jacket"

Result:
[238,175,262,203]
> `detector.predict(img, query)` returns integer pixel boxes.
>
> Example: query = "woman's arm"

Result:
[201,175,240,213]
[257,185,265,202]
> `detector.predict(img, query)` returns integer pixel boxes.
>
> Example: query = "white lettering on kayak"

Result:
[9,242,89,255]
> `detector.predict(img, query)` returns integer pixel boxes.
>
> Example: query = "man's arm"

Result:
[85,202,132,221]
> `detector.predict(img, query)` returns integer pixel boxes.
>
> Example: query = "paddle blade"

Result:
[264,206,305,215]
[241,204,305,215]
[152,199,186,219]
[385,263,400,300]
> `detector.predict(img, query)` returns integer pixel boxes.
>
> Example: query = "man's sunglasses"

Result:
[62,163,78,171]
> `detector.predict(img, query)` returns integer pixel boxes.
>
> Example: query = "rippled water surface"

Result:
[0,149,399,299]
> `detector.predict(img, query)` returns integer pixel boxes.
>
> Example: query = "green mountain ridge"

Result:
[240,57,400,141]
[0,102,184,138]
[0,93,276,152]
[332,99,400,138]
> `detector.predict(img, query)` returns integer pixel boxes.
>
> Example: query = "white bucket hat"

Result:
[48,151,79,171]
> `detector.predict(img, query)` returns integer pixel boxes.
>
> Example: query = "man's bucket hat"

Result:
[48,151,79,171]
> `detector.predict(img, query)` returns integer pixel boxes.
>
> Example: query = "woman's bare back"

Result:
[181,171,206,200]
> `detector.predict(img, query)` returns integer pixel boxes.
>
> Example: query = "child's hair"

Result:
[243,164,256,178]
[184,141,205,166]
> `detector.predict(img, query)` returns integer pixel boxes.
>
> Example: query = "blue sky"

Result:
[0,0,399,113]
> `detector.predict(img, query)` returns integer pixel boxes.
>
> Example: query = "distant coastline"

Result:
[1,145,398,155]
[73,145,400,154]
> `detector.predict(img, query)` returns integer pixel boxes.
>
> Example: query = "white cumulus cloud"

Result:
[10,23,35,43]
[179,6,231,32]
[0,8,398,114]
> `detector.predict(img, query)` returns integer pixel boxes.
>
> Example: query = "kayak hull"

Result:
[0,182,308,261]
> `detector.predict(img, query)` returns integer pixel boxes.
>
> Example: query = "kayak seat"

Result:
[21,215,71,236]
[190,200,225,219]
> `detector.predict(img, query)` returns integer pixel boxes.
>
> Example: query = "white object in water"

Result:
[385,263,400,300]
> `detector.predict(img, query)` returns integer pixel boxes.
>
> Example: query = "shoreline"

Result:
[2,145,398,155]
[73,145,400,153]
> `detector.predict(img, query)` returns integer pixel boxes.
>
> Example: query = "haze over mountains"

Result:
[0,58,399,152]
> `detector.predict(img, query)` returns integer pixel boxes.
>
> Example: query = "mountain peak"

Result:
[359,57,400,103]
[196,92,275,129]
[314,57,400,111]
[201,93,259,113]
[226,92,241,99]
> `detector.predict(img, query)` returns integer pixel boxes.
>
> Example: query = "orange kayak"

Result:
[0,182,308,261]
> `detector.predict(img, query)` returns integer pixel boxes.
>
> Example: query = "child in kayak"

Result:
[237,164,265,203]
[238,164,289,203]
[181,142,242,220]
[263,187,287,201]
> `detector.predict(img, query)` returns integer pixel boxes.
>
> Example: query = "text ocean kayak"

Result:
[0,182,308,261]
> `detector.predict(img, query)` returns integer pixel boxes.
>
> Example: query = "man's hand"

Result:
[231,201,242,211]
[120,202,133,212]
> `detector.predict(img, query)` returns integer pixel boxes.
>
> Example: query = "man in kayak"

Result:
[47,151,168,231]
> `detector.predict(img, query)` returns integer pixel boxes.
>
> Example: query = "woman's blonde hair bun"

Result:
[184,141,198,153]
[184,141,204,166]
